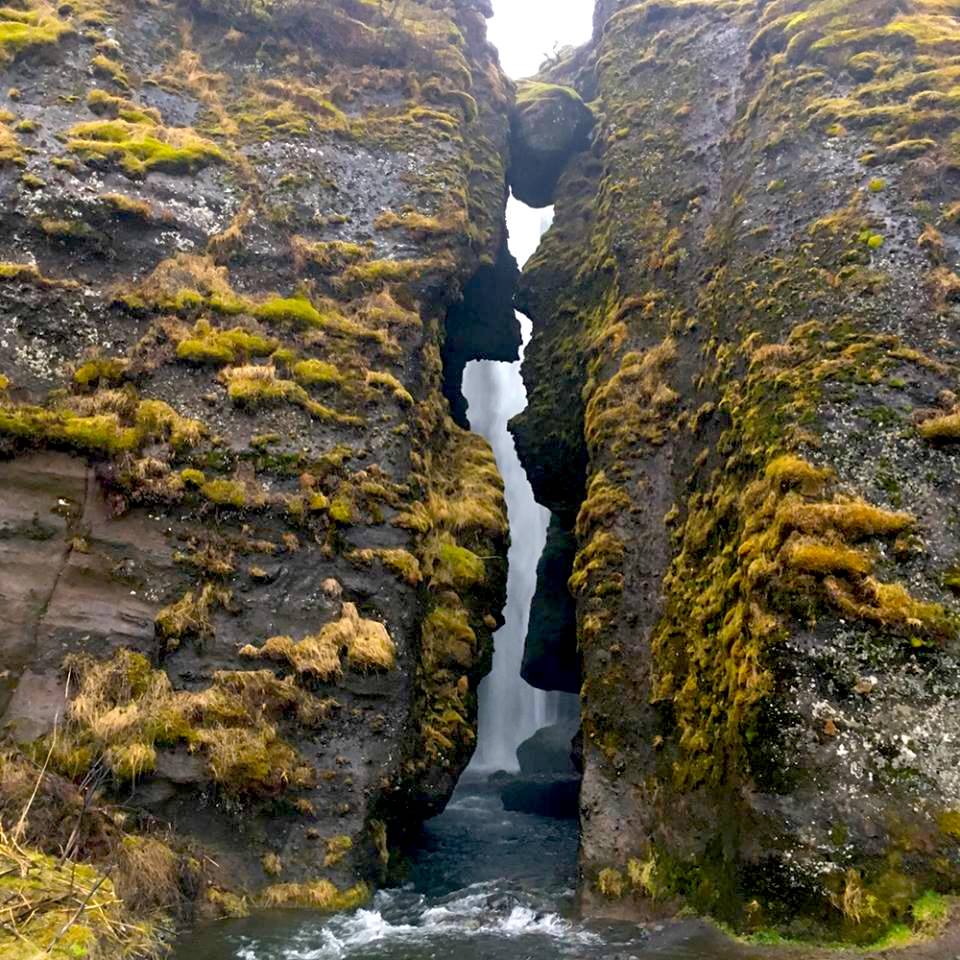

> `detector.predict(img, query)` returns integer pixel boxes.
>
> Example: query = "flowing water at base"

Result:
[173,784,760,960]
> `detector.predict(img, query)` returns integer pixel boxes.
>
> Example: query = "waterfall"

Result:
[463,198,560,772]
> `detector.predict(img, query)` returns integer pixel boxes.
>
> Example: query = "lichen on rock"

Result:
[510,0,960,946]
[0,0,514,950]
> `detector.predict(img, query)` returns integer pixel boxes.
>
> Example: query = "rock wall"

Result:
[0,0,515,946]
[512,0,960,945]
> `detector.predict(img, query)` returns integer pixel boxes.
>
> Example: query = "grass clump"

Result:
[91,53,128,88]
[240,632,343,682]
[0,838,161,959]
[124,253,246,315]
[241,602,396,676]
[421,604,476,672]
[87,88,160,124]
[323,835,352,868]
[366,370,414,405]
[223,365,359,424]
[293,358,343,386]
[201,477,258,508]
[100,191,154,219]
[292,237,370,271]
[911,890,949,932]
[47,649,328,796]
[73,356,128,388]
[373,207,466,237]
[253,296,322,328]
[155,583,231,652]
[67,119,227,178]
[919,411,960,440]
[0,395,203,457]
[261,880,369,912]
[177,319,277,364]
[423,534,486,588]
[348,547,422,586]
[325,602,396,673]
[0,4,72,66]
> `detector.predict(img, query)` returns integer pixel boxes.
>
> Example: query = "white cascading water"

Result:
[462,198,561,772]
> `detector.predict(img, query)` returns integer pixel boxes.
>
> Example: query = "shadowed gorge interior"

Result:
[4,0,960,957]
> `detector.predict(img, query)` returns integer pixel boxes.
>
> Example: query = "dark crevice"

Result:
[522,512,581,695]
[441,239,522,428]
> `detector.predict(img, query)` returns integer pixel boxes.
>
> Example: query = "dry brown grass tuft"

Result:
[115,835,180,913]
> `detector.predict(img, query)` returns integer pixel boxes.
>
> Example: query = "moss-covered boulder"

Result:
[509,80,595,207]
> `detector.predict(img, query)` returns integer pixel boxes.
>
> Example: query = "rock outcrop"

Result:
[0,0,514,951]
[512,0,960,946]
[522,513,580,693]
[509,79,594,208]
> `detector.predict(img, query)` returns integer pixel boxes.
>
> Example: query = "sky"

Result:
[488,0,594,81]
[487,0,594,263]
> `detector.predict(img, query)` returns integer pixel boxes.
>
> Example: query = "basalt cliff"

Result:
[0,0,516,953]
[5,0,960,955]
[514,0,960,947]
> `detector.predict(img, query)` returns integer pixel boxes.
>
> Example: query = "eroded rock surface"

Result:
[512,0,960,946]
[0,0,514,946]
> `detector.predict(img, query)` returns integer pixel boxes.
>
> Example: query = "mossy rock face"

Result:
[509,80,595,207]
[0,0,514,948]
[511,0,960,946]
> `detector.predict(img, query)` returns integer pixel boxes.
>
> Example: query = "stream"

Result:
[171,194,763,960]
[171,8,765,959]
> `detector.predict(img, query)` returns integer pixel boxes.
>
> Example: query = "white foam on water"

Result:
[255,882,602,959]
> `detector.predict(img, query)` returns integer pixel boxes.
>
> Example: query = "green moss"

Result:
[0,6,73,65]
[67,119,227,178]
[253,296,323,328]
[516,79,587,109]
[201,478,248,508]
[868,177,887,192]
[90,53,128,88]
[99,192,152,221]
[366,369,413,405]
[293,238,370,270]
[920,411,960,441]
[329,494,355,524]
[223,365,358,424]
[73,357,127,387]
[421,604,477,672]
[912,890,949,930]
[0,839,160,959]
[596,867,625,899]
[180,468,206,486]
[176,320,277,364]
[323,835,353,868]
[261,880,369,912]
[292,358,342,386]
[87,88,162,125]
[340,256,450,288]
[433,540,485,587]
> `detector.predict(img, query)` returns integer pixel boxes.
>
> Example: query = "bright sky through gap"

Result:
[488,0,594,81]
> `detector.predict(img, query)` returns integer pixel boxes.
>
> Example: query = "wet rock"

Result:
[522,514,580,693]
[509,81,595,208]
[499,775,580,819]
[516,722,578,775]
